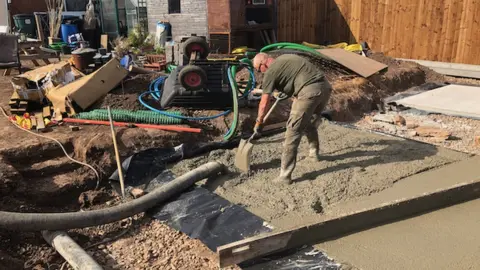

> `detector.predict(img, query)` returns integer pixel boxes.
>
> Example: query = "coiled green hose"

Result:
[260,42,331,60]
[74,109,183,125]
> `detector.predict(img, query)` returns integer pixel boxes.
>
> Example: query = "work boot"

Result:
[273,169,293,185]
[309,148,322,161]
[273,175,292,185]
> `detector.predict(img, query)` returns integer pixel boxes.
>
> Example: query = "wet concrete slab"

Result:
[172,123,471,230]
[317,198,480,270]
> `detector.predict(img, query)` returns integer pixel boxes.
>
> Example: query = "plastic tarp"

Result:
[110,142,339,269]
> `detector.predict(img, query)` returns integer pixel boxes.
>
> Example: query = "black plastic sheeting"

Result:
[110,141,339,269]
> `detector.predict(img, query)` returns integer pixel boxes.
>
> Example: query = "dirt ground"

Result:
[1,51,478,269]
[0,62,247,269]
[170,123,470,229]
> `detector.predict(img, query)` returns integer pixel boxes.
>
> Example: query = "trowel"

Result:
[235,93,287,172]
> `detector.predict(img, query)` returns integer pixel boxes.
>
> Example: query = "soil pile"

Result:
[97,73,165,111]
[239,50,451,121]
[171,123,469,229]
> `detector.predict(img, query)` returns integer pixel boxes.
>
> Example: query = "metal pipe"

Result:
[42,230,103,270]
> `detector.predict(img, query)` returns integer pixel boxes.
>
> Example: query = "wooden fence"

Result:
[277,0,480,65]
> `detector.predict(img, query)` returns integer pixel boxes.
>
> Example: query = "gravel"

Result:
[355,111,480,155]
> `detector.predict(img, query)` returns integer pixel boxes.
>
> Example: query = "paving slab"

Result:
[394,84,480,119]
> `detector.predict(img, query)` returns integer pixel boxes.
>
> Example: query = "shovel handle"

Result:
[263,93,287,123]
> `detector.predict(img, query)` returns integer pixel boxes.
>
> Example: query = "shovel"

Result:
[235,93,287,172]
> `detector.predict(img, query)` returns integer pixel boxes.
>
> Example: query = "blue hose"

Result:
[139,64,256,138]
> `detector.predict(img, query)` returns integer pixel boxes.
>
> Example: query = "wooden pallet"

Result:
[9,93,29,115]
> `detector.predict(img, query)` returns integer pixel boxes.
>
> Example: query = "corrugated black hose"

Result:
[0,162,224,231]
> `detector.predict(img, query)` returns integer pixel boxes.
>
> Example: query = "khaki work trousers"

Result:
[280,80,332,179]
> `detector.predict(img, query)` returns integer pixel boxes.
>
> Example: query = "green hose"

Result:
[166,64,177,73]
[260,42,331,60]
[224,66,240,141]
[230,58,254,96]
[74,109,183,125]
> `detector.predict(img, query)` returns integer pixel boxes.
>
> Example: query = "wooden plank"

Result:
[54,109,63,121]
[35,112,45,131]
[349,0,361,43]
[439,0,452,61]
[317,48,388,77]
[218,177,480,267]
[9,100,18,108]
[4,68,12,76]
[460,0,477,64]
[34,14,45,43]
[431,1,445,61]
[43,106,51,118]
[11,92,21,101]
[101,34,108,49]
[456,0,470,63]
[30,115,37,128]
[18,101,28,108]
[207,0,231,32]
[380,0,393,53]
[10,108,26,115]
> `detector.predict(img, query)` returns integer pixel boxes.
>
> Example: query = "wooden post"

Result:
[107,106,126,198]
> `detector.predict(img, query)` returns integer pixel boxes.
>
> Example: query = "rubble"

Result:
[130,188,145,198]
[406,119,419,129]
[394,115,406,126]
[372,114,395,124]
[356,112,480,155]
[415,126,451,140]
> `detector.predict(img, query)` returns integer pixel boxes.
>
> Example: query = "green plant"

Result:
[127,24,155,55]
[154,46,165,55]
[111,36,131,57]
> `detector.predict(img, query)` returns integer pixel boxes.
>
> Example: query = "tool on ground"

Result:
[235,93,288,172]
[107,106,126,198]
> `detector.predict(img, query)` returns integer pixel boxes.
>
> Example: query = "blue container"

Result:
[61,24,79,43]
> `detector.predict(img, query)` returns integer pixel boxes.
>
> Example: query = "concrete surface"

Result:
[395,84,480,119]
[317,198,480,270]
[171,123,470,229]
[325,155,480,217]
[398,58,480,79]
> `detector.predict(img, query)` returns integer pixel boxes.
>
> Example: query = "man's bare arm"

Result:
[255,93,271,127]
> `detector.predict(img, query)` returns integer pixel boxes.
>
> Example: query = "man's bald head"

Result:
[253,52,273,73]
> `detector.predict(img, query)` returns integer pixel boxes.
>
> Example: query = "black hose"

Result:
[0,161,224,231]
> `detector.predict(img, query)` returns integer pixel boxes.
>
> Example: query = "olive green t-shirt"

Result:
[262,54,325,97]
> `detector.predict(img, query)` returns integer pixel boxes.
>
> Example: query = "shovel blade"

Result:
[235,139,254,172]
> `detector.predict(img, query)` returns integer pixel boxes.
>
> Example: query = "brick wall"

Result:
[147,0,208,39]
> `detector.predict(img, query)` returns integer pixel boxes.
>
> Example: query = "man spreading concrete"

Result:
[253,53,332,185]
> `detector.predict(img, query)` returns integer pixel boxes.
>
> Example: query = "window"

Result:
[168,0,181,14]
[64,0,88,11]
